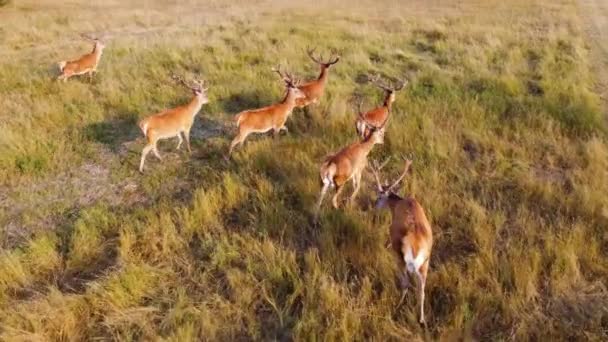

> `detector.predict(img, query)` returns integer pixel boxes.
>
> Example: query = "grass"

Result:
[1,0,607,340]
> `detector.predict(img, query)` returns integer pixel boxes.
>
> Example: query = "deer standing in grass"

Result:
[138,74,209,173]
[315,123,387,215]
[355,74,407,138]
[226,66,305,159]
[369,158,433,324]
[57,34,106,82]
[295,47,340,108]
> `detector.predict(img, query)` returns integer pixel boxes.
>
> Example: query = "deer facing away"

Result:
[315,124,386,215]
[138,74,209,173]
[369,158,433,324]
[355,74,407,138]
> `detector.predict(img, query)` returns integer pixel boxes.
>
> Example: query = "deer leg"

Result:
[332,184,345,209]
[184,130,192,153]
[417,260,429,324]
[176,133,183,150]
[227,131,248,159]
[153,143,162,160]
[315,181,331,217]
[348,172,362,206]
[280,125,289,134]
[139,144,154,173]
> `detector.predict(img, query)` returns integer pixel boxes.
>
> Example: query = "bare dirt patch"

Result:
[0,149,145,248]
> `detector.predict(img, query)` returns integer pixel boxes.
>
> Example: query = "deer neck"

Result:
[317,66,329,82]
[383,94,393,112]
[93,45,103,61]
[280,88,299,111]
[387,193,403,213]
[358,135,378,156]
[187,94,205,116]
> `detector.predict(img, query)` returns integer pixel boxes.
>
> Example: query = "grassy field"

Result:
[1,0,607,340]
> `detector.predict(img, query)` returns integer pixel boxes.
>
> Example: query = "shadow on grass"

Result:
[84,115,140,151]
[219,90,275,114]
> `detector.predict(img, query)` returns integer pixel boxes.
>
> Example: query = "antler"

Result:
[369,157,391,191]
[271,65,299,87]
[368,74,408,92]
[307,46,340,65]
[388,157,413,191]
[80,33,98,41]
[171,74,208,92]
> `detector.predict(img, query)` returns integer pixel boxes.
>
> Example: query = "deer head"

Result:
[307,46,340,69]
[171,74,209,102]
[272,65,306,99]
[369,157,413,209]
[368,74,408,105]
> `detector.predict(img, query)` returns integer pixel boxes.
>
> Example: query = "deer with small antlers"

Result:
[369,158,433,324]
[355,74,407,138]
[295,47,340,108]
[57,34,106,82]
[138,74,209,173]
[315,123,387,215]
[226,66,305,159]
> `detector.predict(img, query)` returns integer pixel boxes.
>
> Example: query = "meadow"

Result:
[1,0,607,340]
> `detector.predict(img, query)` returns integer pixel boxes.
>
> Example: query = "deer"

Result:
[138,74,209,173]
[294,47,340,108]
[315,122,387,216]
[226,66,305,159]
[355,74,407,138]
[57,34,106,82]
[369,157,433,324]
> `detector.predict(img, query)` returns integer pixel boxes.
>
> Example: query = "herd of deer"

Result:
[57,35,434,324]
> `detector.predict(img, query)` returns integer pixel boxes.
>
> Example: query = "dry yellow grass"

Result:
[1,0,607,340]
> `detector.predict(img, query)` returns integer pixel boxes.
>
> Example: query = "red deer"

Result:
[138,74,209,172]
[369,158,433,324]
[57,34,106,82]
[227,66,305,159]
[315,125,387,215]
[295,47,340,108]
[355,74,407,138]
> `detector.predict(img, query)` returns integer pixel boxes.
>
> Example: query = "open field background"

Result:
[1,0,607,340]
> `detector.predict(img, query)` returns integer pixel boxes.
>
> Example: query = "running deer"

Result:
[57,34,106,82]
[138,74,209,173]
[355,74,407,138]
[295,47,340,108]
[226,66,305,159]
[369,158,433,324]
[315,124,386,215]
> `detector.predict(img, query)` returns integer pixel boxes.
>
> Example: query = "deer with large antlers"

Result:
[226,66,305,159]
[294,47,340,108]
[57,34,106,82]
[355,74,407,138]
[315,124,386,215]
[369,158,433,324]
[138,74,209,173]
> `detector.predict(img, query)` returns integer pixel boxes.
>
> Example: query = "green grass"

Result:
[1,0,607,340]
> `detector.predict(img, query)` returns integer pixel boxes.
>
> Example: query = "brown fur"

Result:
[57,41,104,81]
[138,87,209,172]
[356,91,395,138]
[373,164,433,324]
[316,128,384,211]
[227,84,304,158]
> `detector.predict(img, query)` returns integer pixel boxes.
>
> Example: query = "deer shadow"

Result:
[84,114,140,153]
[219,90,276,114]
